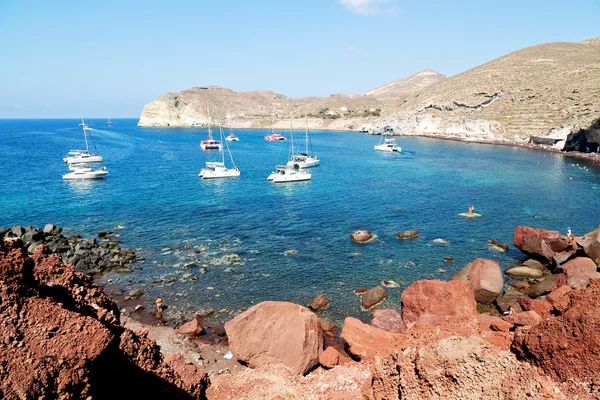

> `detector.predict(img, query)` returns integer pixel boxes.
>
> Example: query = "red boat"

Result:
[264,132,287,141]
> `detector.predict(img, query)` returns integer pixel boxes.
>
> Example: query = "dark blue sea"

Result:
[1,118,599,325]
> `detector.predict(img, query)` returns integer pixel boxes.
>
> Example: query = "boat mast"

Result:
[305,113,309,155]
[81,113,89,153]
[271,104,274,134]
[207,101,212,139]
[219,125,225,164]
[290,115,295,158]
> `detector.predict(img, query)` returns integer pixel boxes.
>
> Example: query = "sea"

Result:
[1,118,599,326]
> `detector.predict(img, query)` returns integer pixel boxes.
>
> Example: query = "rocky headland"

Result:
[139,38,600,154]
[2,222,600,398]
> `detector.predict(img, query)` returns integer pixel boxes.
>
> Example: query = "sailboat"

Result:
[264,105,286,141]
[107,114,114,125]
[292,114,320,168]
[225,114,240,142]
[374,108,401,152]
[63,114,103,164]
[267,117,311,183]
[200,102,222,150]
[199,125,240,179]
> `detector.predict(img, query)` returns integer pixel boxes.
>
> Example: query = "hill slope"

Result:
[364,70,446,98]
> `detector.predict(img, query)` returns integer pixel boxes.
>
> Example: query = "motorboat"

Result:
[63,115,103,164]
[200,102,222,150]
[268,161,311,183]
[199,125,240,179]
[264,132,286,141]
[374,137,401,152]
[63,166,108,180]
[225,133,240,142]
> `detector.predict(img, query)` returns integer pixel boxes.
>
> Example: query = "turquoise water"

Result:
[1,119,599,325]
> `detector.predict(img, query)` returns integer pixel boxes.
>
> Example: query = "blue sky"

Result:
[0,0,598,118]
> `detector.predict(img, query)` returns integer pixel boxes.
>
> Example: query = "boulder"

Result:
[513,226,568,261]
[495,286,525,313]
[350,230,375,244]
[319,319,336,338]
[443,256,454,263]
[400,280,477,326]
[450,258,503,303]
[527,274,564,298]
[512,279,600,385]
[553,249,577,266]
[224,301,323,375]
[546,285,572,313]
[43,223,61,235]
[341,317,397,359]
[319,346,339,369]
[576,225,600,265]
[370,309,406,333]
[522,259,544,270]
[307,293,329,311]
[175,316,204,336]
[560,257,600,288]
[505,266,544,279]
[502,311,542,327]
[396,231,419,240]
[517,297,553,318]
[361,286,388,311]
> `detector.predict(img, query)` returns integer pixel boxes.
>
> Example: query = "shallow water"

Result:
[1,119,599,325]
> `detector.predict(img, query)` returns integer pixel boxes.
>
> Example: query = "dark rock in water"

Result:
[444,256,454,263]
[308,293,330,311]
[350,230,375,244]
[396,231,419,240]
[97,230,112,238]
[361,286,388,311]
[353,288,368,296]
[563,117,600,152]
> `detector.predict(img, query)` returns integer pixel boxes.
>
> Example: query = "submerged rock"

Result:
[381,280,400,288]
[396,231,419,240]
[353,288,368,296]
[308,293,330,311]
[350,230,376,244]
[361,286,388,311]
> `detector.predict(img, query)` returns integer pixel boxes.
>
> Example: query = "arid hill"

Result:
[139,38,600,145]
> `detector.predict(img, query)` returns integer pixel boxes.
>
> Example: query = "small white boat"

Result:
[225,133,239,142]
[374,137,401,152]
[199,125,240,179]
[63,166,108,180]
[107,115,114,125]
[64,115,104,164]
[269,161,311,183]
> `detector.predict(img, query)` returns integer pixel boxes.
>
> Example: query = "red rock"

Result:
[371,309,406,333]
[224,301,323,375]
[510,281,531,292]
[512,279,600,385]
[546,285,572,313]
[400,280,477,326]
[513,226,568,261]
[319,346,339,369]
[517,297,553,318]
[175,316,204,336]
[450,258,503,303]
[491,319,514,332]
[307,293,330,311]
[350,230,375,244]
[396,230,419,240]
[560,257,600,288]
[361,286,388,311]
[320,319,337,338]
[341,317,397,359]
[502,311,542,327]
[576,225,600,265]
[527,274,562,298]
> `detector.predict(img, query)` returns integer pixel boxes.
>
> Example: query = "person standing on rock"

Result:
[468,205,475,216]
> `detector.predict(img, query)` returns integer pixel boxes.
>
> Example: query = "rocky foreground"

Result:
[2,224,600,399]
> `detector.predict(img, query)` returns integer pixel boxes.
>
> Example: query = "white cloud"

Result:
[344,45,365,54]
[337,0,398,15]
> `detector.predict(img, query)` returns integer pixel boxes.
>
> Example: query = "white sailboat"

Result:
[63,114,103,164]
[199,125,240,179]
[292,114,320,168]
[200,102,222,150]
[63,166,108,180]
[268,117,311,183]
[107,114,114,125]
[225,114,240,142]
[374,108,401,152]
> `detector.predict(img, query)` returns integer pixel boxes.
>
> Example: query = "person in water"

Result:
[468,205,475,215]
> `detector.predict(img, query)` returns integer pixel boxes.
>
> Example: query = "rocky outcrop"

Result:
[0,238,207,399]
[400,280,477,326]
[564,117,600,152]
[560,257,600,288]
[450,258,503,303]
[307,293,329,311]
[350,230,376,244]
[512,279,600,395]
[513,226,568,261]
[360,286,388,311]
[224,301,323,375]
[371,309,406,333]
[576,225,600,265]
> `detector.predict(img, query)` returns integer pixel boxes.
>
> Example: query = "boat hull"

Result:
[374,145,401,152]
[272,171,311,183]
[199,168,240,179]
[63,169,108,180]
[63,155,103,164]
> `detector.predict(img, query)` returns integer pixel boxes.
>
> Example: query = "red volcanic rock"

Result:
[527,274,564,298]
[512,279,600,387]
[400,280,477,326]
[576,225,600,265]
[319,346,339,369]
[513,226,568,261]
[517,297,553,318]
[361,286,388,311]
[224,301,323,375]
[176,316,204,336]
[478,315,514,350]
[341,317,398,359]
[366,336,565,400]
[371,309,406,333]
[0,238,208,398]
[510,280,531,292]
[396,230,419,240]
[502,311,542,327]
[450,258,503,303]
[479,315,514,332]
[560,257,600,288]
[307,293,330,311]
[319,319,336,338]
[546,285,573,313]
